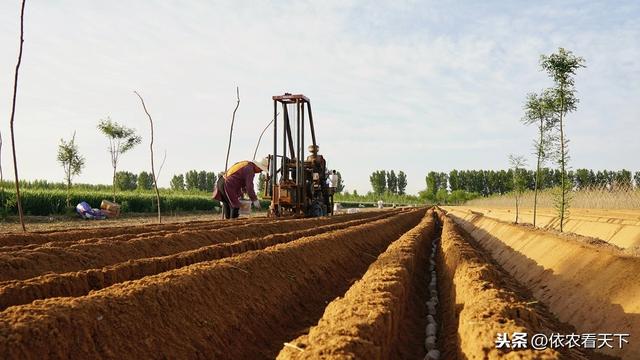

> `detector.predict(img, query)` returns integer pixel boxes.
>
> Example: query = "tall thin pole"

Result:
[134,91,162,224]
[9,0,27,232]
[224,86,240,173]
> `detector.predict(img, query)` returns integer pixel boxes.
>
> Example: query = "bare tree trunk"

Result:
[224,86,240,173]
[533,119,543,227]
[515,193,519,224]
[9,0,27,232]
[112,165,116,202]
[134,91,161,224]
[558,89,566,232]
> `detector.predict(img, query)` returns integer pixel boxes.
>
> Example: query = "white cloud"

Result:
[0,0,638,195]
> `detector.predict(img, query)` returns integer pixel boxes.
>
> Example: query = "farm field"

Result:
[0,207,637,359]
[444,206,640,249]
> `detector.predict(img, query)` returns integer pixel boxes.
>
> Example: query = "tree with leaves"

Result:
[509,155,528,224]
[369,170,386,195]
[387,170,398,194]
[57,132,85,207]
[97,117,142,201]
[540,48,585,232]
[335,171,345,193]
[115,171,138,191]
[522,90,556,226]
[397,171,407,195]
[137,171,153,190]
[170,174,185,191]
[185,170,199,191]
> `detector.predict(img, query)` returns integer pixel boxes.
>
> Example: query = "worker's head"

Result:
[253,157,269,173]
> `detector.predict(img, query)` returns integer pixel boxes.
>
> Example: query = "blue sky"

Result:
[0,0,638,194]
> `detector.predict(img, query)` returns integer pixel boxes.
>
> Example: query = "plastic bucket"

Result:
[239,200,252,216]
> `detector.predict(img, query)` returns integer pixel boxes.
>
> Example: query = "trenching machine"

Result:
[261,93,334,217]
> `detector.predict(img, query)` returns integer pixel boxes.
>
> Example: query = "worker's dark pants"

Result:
[222,202,240,219]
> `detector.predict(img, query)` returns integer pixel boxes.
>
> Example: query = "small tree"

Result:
[634,171,640,189]
[509,155,528,224]
[387,170,398,194]
[522,90,556,227]
[115,171,138,191]
[335,171,345,193]
[540,47,585,232]
[185,170,199,191]
[197,170,208,191]
[97,117,142,201]
[57,131,85,207]
[170,174,185,191]
[397,171,407,195]
[369,170,386,195]
[206,172,216,192]
[137,171,153,190]
[256,173,266,195]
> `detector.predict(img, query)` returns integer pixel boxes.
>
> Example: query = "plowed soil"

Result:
[0,206,634,359]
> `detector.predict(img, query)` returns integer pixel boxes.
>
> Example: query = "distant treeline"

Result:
[425,169,640,197]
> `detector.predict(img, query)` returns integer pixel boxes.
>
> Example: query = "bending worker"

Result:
[213,158,269,219]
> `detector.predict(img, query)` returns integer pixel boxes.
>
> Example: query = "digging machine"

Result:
[261,93,334,217]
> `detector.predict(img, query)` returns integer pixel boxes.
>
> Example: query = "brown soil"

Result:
[0,211,385,281]
[437,211,564,359]
[0,209,424,359]
[277,209,436,359]
[445,209,636,359]
[0,211,396,310]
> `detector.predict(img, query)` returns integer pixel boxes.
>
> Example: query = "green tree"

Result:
[170,174,185,191]
[369,170,386,195]
[634,171,640,189]
[97,117,142,201]
[256,173,266,195]
[425,171,438,197]
[115,171,138,191]
[335,171,345,193]
[185,170,199,191]
[387,170,398,194]
[509,155,528,224]
[522,90,556,226]
[197,170,208,191]
[206,172,216,192]
[540,47,585,232]
[57,131,85,207]
[397,171,407,195]
[137,171,153,190]
[614,169,632,189]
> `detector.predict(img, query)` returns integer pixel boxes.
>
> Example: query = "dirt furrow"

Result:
[436,210,591,359]
[0,211,385,253]
[0,212,396,310]
[0,211,388,281]
[447,209,640,359]
[277,209,436,359]
[0,218,273,253]
[0,209,424,360]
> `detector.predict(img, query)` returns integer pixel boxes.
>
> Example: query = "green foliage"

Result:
[185,170,199,191]
[386,170,397,194]
[57,131,85,207]
[170,174,185,191]
[0,188,219,216]
[97,118,142,154]
[137,171,153,190]
[115,171,138,191]
[369,170,386,195]
[540,47,585,231]
[335,171,345,193]
[425,171,448,196]
[397,171,407,195]
[256,173,266,194]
